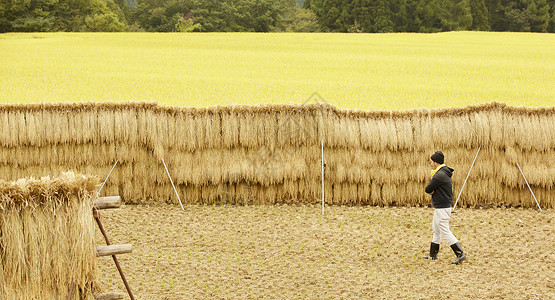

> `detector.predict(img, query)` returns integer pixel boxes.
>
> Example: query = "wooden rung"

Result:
[96,244,132,257]
[94,292,125,300]
[94,196,121,210]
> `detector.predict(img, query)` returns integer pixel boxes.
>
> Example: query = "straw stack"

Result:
[0,102,553,208]
[0,171,98,299]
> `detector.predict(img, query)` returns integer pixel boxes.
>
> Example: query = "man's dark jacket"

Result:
[425,166,454,209]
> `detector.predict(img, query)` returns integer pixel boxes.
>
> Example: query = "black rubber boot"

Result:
[450,242,466,264]
[423,242,440,260]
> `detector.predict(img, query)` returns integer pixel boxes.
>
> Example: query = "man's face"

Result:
[430,159,437,169]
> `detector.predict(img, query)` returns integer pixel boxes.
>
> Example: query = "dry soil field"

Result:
[95,204,553,299]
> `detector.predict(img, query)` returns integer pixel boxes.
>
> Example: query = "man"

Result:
[423,151,466,264]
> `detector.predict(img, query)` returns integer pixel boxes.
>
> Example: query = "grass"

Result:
[1,32,554,110]
[96,204,554,299]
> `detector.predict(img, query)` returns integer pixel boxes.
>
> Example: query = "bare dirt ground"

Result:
[95,205,554,299]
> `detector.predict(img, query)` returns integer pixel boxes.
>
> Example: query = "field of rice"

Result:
[1,32,554,110]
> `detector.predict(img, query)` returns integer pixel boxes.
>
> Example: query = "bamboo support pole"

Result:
[516,162,544,213]
[162,158,185,212]
[321,139,325,216]
[453,145,481,212]
[98,160,119,195]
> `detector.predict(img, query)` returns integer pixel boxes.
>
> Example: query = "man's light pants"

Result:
[432,208,458,246]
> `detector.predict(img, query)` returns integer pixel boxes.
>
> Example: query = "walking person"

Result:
[423,151,466,264]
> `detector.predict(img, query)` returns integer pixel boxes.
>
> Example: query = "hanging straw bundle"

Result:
[221,108,240,149]
[0,171,99,300]
[0,101,553,208]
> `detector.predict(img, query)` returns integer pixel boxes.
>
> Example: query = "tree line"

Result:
[1,0,554,33]
[304,0,555,32]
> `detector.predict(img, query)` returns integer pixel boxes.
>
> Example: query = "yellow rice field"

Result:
[1,32,554,110]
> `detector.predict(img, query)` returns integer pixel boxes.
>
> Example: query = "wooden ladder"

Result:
[92,196,135,300]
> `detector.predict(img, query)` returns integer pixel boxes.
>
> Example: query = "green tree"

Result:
[190,0,293,32]
[415,0,443,32]
[392,0,411,31]
[175,12,201,31]
[84,12,126,31]
[485,0,504,30]
[0,0,57,32]
[352,0,373,32]
[470,0,490,30]
[528,0,550,32]
[501,0,531,31]
[4,0,553,32]
[372,0,394,32]
[437,0,472,30]
[132,0,193,31]
[283,8,319,32]
[304,0,351,31]
[233,0,288,32]
[336,4,353,31]
[0,0,127,32]
[189,0,226,31]
[549,0,555,32]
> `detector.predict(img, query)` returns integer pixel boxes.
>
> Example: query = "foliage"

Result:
[282,8,319,32]
[303,0,555,32]
[470,0,490,30]
[131,0,294,32]
[85,12,126,32]
[0,0,128,32]
[1,0,554,32]
[528,0,551,32]
[175,12,201,32]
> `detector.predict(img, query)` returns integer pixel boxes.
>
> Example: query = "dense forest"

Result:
[1,0,554,32]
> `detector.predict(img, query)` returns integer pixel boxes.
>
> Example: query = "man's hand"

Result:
[427,190,434,195]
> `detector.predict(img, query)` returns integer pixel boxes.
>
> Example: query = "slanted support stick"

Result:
[98,160,119,195]
[453,145,481,212]
[321,139,325,216]
[67,280,75,300]
[162,158,185,212]
[516,162,544,214]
